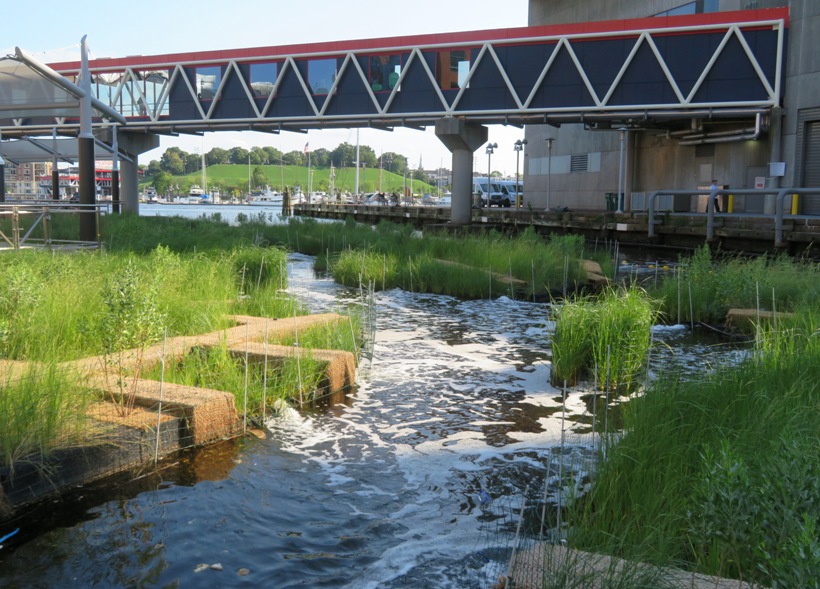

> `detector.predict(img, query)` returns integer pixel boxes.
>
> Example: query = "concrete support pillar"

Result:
[435,117,488,225]
[97,128,159,214]
[78,136,96,240]
[120,157,140,214]
[52,168,60,200]
[78,35,96,242]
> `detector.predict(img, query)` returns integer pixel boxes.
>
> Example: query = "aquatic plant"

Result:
[0,364,94,468]
[550,287,658,392]
[569,312,820,587]
[146,316,361,418]
[649,244,820,324]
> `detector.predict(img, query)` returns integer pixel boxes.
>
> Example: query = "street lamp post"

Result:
[514,139,527,208]
[617,128,627,213]
[485,142,497,207]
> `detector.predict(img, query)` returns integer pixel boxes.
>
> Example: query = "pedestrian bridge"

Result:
[7,7,786,137]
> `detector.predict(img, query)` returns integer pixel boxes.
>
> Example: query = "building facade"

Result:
[524,0,820,214]
[3,161,52,198]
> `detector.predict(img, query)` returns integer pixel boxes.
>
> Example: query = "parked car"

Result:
[420,193,438,206]
[437,195,451,207]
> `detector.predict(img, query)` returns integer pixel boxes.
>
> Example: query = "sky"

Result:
[4,0,530,175]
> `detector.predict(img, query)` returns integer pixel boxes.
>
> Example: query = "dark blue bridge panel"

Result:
[27,7,787,137]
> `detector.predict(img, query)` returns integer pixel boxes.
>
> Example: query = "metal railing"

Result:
[645,188,819,245]
[0,202,106,250]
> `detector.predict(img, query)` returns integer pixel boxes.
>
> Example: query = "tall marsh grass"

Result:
[551,288,659,392]
[306,221,592,299]
[0,245,292,362]
[0,365,94,468]
[569,312,820,587]
[649,244,820,324]
[145,317,361,417]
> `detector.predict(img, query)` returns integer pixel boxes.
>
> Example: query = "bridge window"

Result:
[437,50,471,90]
[307,58,337,95]
[135,70,170,117]
[249,62,278,97]
[367,55,402,92]
[195,66,221,100]
[90,73,121,113]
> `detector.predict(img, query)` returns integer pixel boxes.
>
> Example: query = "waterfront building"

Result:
[524,0,820,214]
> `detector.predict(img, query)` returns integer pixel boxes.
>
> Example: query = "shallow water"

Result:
[0,254,743,588]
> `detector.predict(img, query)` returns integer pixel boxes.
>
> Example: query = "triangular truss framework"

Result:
[8,15,786,135]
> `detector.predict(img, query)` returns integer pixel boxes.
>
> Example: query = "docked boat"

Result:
[247,187,283,206]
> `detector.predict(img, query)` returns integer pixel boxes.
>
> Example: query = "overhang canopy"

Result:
[0,135,132,164]
[0,48,126,134]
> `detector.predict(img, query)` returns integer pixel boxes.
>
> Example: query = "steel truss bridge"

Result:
[2,7,787,138]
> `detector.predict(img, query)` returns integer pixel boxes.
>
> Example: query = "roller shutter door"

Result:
[803,121,820,214]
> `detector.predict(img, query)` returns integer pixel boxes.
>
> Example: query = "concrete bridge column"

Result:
[98,129,159,214]
[435,117,488,225]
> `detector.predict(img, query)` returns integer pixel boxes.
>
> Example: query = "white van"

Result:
[472,177,504,207]
[498,180,523,208]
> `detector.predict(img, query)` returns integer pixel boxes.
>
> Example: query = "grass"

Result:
[143,316,362,417]
[0,245,293,362]
[162,163,436,196]
[567,310,820,588]
[649,244,820,325]
[0,364,95,469]
[551,287,659,392]
[266,219,591,299]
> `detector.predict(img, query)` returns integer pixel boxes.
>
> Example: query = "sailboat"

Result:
[190,151,215,203]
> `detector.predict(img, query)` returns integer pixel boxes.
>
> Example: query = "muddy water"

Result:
[0,254,742,588]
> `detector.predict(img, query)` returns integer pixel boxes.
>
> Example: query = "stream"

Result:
[0,253,744,588]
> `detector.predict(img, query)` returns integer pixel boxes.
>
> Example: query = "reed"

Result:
[0,245,298,362]
[0,364,95,468]
[569,310,820,587]
[550,287,658,392]
[649,244,820,324]
[146,314,361,417]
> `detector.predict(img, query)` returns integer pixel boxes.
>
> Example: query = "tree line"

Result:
[144,143,419,178]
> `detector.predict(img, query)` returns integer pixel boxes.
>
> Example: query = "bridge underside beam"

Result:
[435,117,487,225]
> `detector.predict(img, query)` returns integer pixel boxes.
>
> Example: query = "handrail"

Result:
[774,188,820,246]
[0,202,107,250]
[647,188,820,244]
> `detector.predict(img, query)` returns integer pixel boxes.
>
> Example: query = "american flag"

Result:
[303,142,309,155]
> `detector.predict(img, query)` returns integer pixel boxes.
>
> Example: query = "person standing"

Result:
[709,179,721,213]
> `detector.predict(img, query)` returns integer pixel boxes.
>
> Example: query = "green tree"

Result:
[152,171,173,195]
[250,146,267,166]
[185,153,200,174]
[282,150,304,166]
[160,147,186,175]
[229,147,250,165]
[262,146,283,165]
[146,160,162,178]
[206,147,230,166]
[251,166,267,189]
[311,147,330,167]
[330,142,357,168]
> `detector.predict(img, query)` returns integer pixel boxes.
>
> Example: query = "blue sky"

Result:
[5,0,530,174]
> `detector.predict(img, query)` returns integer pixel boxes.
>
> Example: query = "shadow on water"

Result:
[0,438,243,557]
